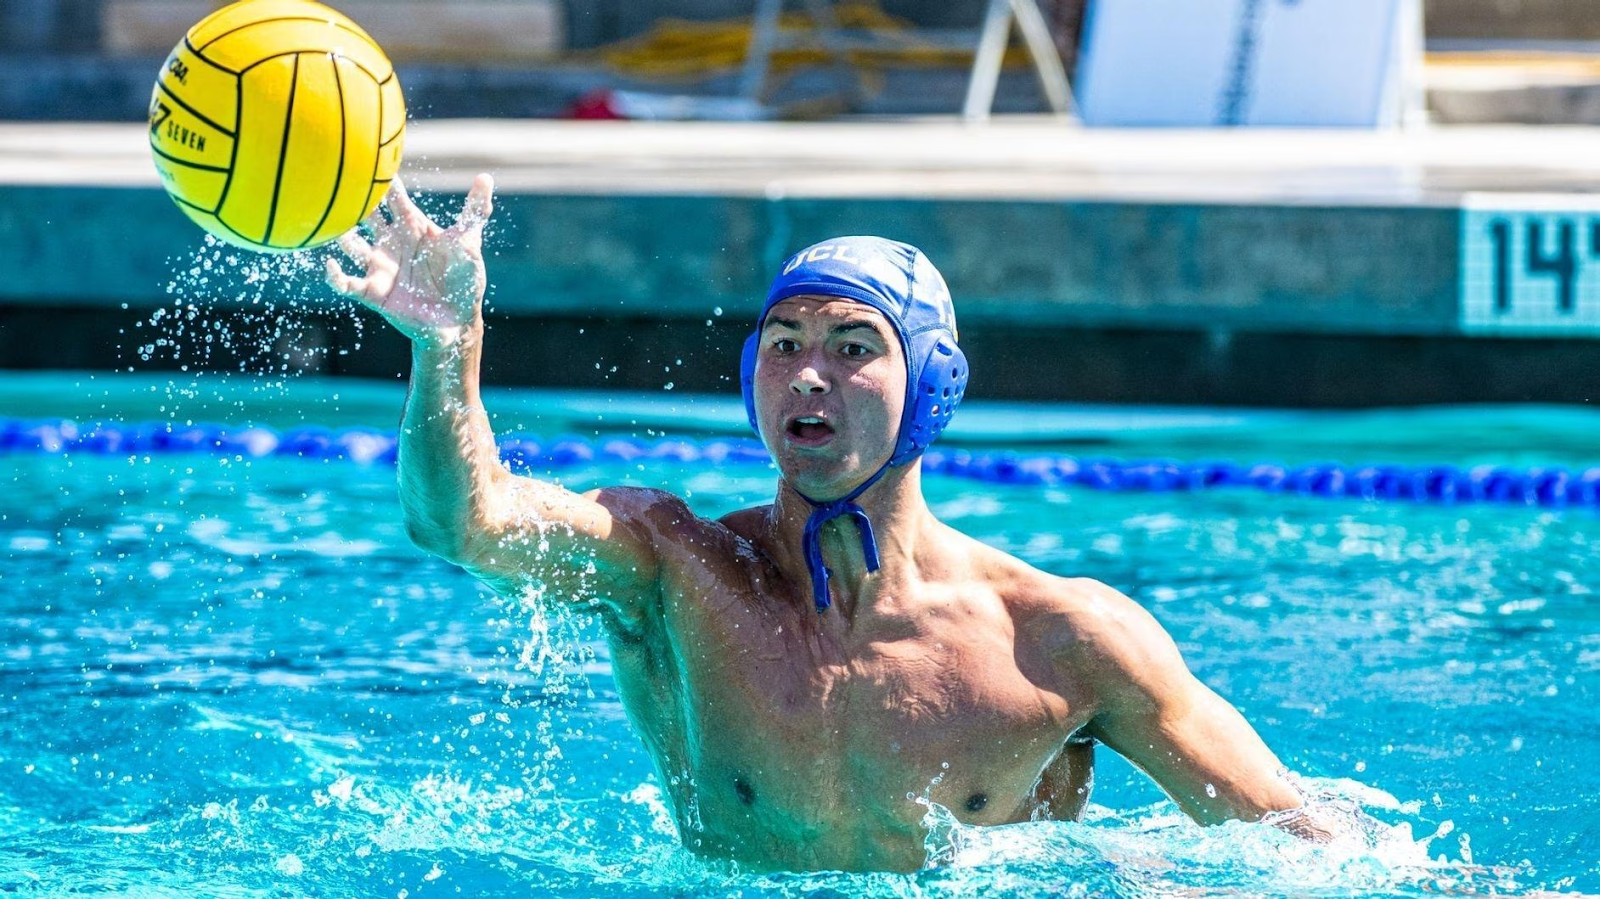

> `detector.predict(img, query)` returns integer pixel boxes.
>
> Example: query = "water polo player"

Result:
[327,175,1332,872]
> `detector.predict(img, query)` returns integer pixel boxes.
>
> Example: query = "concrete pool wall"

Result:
[2,120,1597,406]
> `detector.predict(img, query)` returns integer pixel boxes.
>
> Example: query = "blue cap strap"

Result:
[795,466,887,614]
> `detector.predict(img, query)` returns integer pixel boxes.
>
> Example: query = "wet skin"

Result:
[330,176,1318,873]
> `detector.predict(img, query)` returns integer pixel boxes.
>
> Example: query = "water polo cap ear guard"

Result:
[738,236,969,613]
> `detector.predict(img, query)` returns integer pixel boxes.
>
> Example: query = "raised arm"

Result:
[1065,581,1333,838]
[327,175,666,634]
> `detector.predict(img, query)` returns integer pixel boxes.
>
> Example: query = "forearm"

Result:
[1141,690,1305,827]
[396,316,506,557]
[393,319,661,613]
[335,176,660,623]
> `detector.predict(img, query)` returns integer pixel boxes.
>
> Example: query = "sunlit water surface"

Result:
[1,383,1597,897]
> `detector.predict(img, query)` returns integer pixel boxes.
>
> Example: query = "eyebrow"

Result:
[764,316,886,338]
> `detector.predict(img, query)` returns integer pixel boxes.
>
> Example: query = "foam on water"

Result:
[0,747,1520,899]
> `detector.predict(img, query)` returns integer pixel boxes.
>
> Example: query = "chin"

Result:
[777,450,884,501]
[777,461,847,499]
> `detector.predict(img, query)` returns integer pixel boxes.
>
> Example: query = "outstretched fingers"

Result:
[338,230,375,268]
[384,177,433,234]
[328,230,386,305]
[325,257,368,300]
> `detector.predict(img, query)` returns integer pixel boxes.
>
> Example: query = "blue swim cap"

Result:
[739,236,969,613]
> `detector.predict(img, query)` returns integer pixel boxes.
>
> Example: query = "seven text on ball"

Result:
[165,120,206,153]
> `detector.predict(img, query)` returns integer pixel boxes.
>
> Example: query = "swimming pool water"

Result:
[1,375,1597,897]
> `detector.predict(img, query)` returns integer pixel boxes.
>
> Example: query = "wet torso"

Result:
[602,505,1099,872]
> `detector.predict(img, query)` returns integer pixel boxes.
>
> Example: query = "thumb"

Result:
[453,173,494,237]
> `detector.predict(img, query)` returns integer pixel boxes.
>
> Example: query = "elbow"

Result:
[403,513,474,564]
[397,476,497,564]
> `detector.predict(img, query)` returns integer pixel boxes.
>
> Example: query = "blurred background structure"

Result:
[2,0,1599,404]
[9,0,1090,119]
[11,0,1600,123]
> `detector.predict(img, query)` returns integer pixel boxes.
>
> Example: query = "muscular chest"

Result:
[667,605,1079,834]
[598,513,1104,868]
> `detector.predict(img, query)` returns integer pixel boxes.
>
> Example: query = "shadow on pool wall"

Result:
[2,304,1599,408]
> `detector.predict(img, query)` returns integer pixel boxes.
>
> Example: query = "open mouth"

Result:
[785,415,836,445]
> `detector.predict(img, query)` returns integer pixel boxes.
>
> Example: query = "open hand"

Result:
[326,173,494,347]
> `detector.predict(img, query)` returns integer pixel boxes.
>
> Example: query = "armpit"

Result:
[1031,736,1094,821]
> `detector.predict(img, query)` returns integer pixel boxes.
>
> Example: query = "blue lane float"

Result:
[3,417,1598,509]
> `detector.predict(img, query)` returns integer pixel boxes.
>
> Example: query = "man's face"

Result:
[752,296,907,500]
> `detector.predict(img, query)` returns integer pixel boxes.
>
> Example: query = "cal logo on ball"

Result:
[148,0,405,252]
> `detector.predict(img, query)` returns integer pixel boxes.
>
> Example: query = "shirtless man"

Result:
[328,175,1320,873]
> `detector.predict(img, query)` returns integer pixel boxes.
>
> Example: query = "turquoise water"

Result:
[1,374,1597,896]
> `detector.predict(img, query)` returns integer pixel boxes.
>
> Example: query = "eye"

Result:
[771,337,798,354]
[841,342,870,358]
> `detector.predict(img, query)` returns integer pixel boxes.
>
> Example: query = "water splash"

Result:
[137,234,358,379]
[906,777,1533,898]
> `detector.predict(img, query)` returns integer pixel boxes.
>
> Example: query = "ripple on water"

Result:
[1,426,1595,895]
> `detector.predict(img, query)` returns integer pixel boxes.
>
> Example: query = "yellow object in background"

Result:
[595,3,1028,81]
[148,0,405,253]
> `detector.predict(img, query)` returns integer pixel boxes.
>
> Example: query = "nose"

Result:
[790,362,830,396]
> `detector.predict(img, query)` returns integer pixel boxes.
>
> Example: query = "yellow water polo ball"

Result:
[148,0,405,253]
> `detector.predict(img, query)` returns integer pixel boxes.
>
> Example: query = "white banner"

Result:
[1075,0,1418,127]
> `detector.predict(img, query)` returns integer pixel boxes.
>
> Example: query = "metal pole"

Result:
[742,0,785,101]
[1397,0,1428,128]
[1009,0,1077,119]
[963,0,1014,121]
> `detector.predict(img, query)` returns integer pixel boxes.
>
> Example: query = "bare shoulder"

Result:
[960,537,1122,626]
[709,504,784,581]
[972,545,1183,691]
[1020,575,1166,651]
[717,503,771,542]
[578,485,747,556]
[576,484,692,525]
[567,487,772,623]
[575,487,776,574]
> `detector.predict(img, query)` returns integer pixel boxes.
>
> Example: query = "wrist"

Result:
[412,315,484,355]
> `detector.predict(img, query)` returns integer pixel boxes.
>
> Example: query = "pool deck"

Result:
[9,117,1600,201]
[2,118,1599,405]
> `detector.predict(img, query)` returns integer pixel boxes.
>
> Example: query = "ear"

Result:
[893,335,967,465]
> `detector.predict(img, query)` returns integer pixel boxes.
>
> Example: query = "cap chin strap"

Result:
[795,462,891,614]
